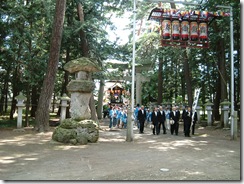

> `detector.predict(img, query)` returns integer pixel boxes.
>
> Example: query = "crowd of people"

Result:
[103,103,197,137]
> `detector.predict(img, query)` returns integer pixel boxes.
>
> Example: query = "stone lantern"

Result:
[64,58,100,120]
[220,99,231,128]
[204,100,213,126]
[195,103,202,124]
[60,93,70,122]
[52,57,101,145]
[15,92,27,129]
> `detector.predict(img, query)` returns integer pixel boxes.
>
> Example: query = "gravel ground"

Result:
[0,119,241,181]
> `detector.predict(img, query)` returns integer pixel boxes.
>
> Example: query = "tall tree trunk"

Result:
[25,84,30,127]
[183,49,193,106]
[215,38,227,126]
[213,76,221,122]
[97,79,104,119]
[35,0,66,132]
[30,85,38,117]
[57,8,72,117]
[77,3,89,57]
[77,2,97,120]
[157,58,163,104]
[0,70,9,114]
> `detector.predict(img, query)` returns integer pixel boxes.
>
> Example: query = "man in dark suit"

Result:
[151,107,159,135]
[137,105,147,133]
[182,106,193,137]
[157,106,166,134]
[170,106,180,135]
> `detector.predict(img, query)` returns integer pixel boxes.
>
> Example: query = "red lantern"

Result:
[199,11,208,41]
[162,10,171,39]
[172,15,180,40]
[180,11,189,41]
[189,15,198,41]
[199,22,208,41]
[181,20,189,41]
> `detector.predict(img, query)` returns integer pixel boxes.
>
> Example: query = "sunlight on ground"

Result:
[183,170,204,176]
[98,137,125,142]
[198,134,209,137]
[148,139,203,151]
[193,147,202,151]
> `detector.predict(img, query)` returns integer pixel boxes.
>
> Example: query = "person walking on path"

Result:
[158,106,166,134]
[137,105,147,133]
[108,106,114,129]
[134,104,140,129]
[121,109,128,129]
[170,106,180,135]
[165,107,171,131]
[183,106,193,137]
[151,106,159,135]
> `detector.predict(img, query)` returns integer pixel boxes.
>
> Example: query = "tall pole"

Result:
[126,0,136,142]
[229,6,235,140]
[216,5,235,139]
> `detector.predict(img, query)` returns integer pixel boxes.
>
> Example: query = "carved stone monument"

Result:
[52,57,100,145]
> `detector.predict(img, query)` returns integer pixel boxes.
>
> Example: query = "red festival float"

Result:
[148,7,230,48]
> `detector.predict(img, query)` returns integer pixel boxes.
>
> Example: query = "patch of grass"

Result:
[0,113,60,128]
[0,119,18,128]
[0,115,36,128]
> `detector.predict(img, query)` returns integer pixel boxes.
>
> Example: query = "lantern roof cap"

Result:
[64,57,101,73]
[15,92,27,101]
[60,93,70,101]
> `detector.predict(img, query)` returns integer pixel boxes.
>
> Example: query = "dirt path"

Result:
[0,119,241,181]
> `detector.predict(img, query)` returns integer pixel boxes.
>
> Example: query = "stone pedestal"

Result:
[195,105,201,123]
[60,93,70,122]
[205,100,213,126]
[15,93,26,129]
[220,99,231,128]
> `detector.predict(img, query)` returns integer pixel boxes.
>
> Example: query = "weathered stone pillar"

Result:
[135,65,150,106]
[195,105,201,124]
[205,100,213,126]
[15,92,26,129]
[60,93,70,122]
[220,99,231,128]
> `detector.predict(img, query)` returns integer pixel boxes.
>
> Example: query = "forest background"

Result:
[0,0,241,132]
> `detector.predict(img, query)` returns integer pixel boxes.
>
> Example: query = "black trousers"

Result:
[192,121,196,135]
[170,122,179,135]
[153,122,159,135]
[184,121,191,136]
[139,120,145,133]
[160,121,166,134]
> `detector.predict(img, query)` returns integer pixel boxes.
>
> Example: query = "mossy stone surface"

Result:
[66,80,95,92]
[64,57,100,73]
[52,119,99,145]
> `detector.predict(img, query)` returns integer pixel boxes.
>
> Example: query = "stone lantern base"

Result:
[52,119,99,145]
